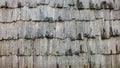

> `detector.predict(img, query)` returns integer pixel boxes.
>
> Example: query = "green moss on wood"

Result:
[18,2,22,8]
[77,33,83,40]
[68,3,75,6]
[89,2,95,9]
[65,49,73,56]
[17,48,20,55]
[56,4,63,9]
[99,64,102,68]
[95,4,101,10]
[1,1,8,8]
[57,16,63,22]
[109,2,114,10]
[76,0,84,10]
[100,1,114,9]
[100,1,109,9]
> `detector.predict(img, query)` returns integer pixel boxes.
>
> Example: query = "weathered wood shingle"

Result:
[0,0,120,68]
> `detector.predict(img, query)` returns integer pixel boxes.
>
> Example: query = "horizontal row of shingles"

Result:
[0,0,120,10]
[0,20,120,40]
[0,0,74,8]
[0,20,105,40]
[0,36,119,56]
[25,37,120,55]
[90,54,120,68]
[0,6,120,23]
[0,54,120,68]
[0,55,88,68]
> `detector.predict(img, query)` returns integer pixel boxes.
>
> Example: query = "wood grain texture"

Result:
[0,0,120,68]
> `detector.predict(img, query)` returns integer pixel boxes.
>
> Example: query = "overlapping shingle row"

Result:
[0,0,120,68]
